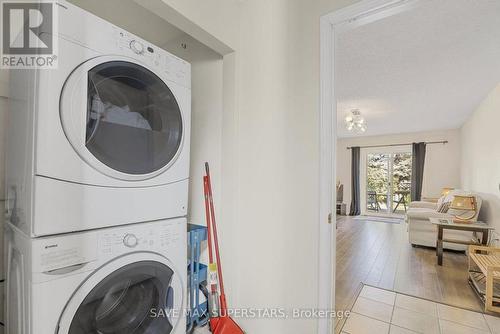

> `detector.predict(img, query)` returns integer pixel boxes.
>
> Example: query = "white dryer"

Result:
[6,0,191,236]
[5,218,187,334]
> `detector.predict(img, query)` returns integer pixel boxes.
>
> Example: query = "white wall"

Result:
[163,34,224,263]
[140,0,241,50]
[461,83,500,235]
[337,129,462,211]
[0,68,8,328]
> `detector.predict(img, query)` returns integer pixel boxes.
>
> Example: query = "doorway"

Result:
[364,151,412,215]
[321,0,500,333]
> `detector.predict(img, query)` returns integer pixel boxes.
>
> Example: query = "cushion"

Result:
[437,201,451,213]
[409,201,437,209]
[436,195,446,207]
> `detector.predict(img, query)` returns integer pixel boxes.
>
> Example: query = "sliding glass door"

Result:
[366,153,389,213]
[365,152,412,215]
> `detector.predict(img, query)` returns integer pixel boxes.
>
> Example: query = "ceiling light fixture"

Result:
[345,109,367,133]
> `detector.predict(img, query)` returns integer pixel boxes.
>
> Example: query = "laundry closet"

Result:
[0,0,225,332]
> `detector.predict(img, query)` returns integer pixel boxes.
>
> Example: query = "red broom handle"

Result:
[203,176,216,294]
[205,163,227,310]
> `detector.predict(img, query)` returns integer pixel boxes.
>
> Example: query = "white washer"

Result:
[6,0,191,237]
[5,218,187,334]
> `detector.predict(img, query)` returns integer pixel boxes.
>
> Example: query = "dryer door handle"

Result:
[43,262,90,275]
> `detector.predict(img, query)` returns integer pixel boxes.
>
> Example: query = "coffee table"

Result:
[430,218,494,266]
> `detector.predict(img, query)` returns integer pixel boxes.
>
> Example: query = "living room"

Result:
[334,0,500,333]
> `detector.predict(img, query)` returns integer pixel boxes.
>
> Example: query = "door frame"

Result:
[318,1,422,333]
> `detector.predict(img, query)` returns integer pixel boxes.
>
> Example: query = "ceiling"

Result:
[336,0,500,138]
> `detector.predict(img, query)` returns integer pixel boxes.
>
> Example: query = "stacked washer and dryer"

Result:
[5,1,190,333]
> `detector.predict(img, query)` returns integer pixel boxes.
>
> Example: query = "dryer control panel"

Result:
[112,27,190,88]
[56,0,191,88]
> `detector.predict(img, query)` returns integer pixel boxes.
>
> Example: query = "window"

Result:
[366,152,412,214]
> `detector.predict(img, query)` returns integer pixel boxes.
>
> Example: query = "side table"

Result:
[430,218,494,266]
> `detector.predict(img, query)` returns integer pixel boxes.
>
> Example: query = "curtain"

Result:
[411,142,427,201]
[349,146,361,216]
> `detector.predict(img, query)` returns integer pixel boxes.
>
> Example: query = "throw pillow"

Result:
[437,201,451,213]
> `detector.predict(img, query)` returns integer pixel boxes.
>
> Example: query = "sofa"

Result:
[408,197,439,210]
[405,190,482,250]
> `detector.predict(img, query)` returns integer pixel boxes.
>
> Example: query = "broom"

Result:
[203,162,244,334]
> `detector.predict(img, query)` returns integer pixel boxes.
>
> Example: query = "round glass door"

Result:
[68,261,177,334]
[86,61,183,175]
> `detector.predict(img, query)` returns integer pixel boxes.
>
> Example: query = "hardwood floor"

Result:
[335,216,483,316]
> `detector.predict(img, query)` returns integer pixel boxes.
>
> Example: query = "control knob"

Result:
[123,233,138,248]
[130,40,144,54]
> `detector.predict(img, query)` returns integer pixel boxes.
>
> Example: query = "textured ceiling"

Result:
[336,0,500,138]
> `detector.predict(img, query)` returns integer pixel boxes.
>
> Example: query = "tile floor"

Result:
[342,285,500,334]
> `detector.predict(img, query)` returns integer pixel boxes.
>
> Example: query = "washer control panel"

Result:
[123,233,139,248]
[99,220,183,257]
[28,218,185,283]
[33,232,98,273]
